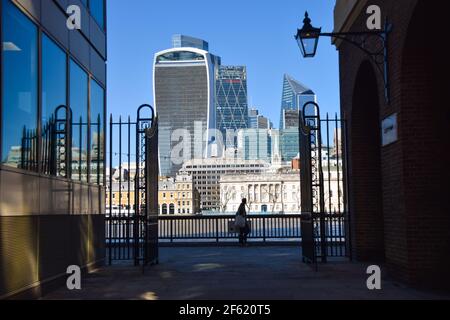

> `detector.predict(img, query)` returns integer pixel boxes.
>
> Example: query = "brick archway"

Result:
[399,0,450,287]
[349,60,385,262]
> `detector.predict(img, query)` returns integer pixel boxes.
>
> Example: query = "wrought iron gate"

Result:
[106,105,159,267]
[299,102,349,266]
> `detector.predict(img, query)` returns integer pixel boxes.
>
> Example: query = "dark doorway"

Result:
[349,61,385,262]
[400,0,450,287]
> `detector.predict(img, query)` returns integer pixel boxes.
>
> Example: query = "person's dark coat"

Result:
[237,203,247,217]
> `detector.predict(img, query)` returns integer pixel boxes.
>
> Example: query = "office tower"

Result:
[282,109,300,129]
[257,116,271,130]
[280,129,300,162]
[0,0,107,298]
[154,36,221,177]
[278,74,317,162]
[280,74,316,129]
[172,34,209,51]
[248,107,271,130]
[237,129,272,163]
[248,108,259,129]
[216,66,249,148]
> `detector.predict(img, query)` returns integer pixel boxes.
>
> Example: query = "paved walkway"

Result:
[43,247,449,300]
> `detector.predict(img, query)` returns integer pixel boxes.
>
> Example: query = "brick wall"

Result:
[338,0,450,288]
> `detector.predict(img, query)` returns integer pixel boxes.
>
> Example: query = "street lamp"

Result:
[295,11,392,103]
[295,12,321,58]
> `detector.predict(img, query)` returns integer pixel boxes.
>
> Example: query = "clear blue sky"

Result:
[107,0,340,127]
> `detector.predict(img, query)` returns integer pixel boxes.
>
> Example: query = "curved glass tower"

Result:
[154,44,219,177]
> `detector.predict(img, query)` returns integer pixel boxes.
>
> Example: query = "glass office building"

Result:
[280,129,300,162]
[0,0,106,299]
[278,74,316,162]
[216,66,249,148]
[154,39,220,177]
[282,109,300,129]
[248,107,271,130]
[237,129,272,163]
[172,34,209,51]
[279,74,316,129]
[248,108,259,129]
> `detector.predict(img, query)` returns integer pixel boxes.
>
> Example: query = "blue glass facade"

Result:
[279,74,316,129]
[0,0,107,299]
[216,66,249,147]
[238,129,272,162]
[280,128,300,162]
[278,74,316,162]
[172,34,209,51]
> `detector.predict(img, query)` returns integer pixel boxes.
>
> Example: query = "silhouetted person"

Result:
[236,198,250,246]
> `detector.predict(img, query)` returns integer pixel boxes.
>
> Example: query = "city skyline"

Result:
[107,0,340,126]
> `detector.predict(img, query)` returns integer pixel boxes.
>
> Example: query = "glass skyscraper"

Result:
[279,74,316,162]
[172,34,209,51]
[279,74,316,130]
[154,36,220,177]
[248,107,271,130]
[237,129,272,162]
[216,66,249,147]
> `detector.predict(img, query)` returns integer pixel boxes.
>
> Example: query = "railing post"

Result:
[216,218,220,243]
[263,217,266,243]
[170,217,174,243]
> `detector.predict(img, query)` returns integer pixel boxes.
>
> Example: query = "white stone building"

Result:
[220,167,344,214]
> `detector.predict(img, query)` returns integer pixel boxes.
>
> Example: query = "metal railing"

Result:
[159,214,302,243]
[106,213,347,256]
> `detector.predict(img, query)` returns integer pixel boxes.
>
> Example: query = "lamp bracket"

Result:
[321,21,393,103]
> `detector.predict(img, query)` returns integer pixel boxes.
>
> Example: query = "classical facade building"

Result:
[334,0,449,288]
[220,168,343,214]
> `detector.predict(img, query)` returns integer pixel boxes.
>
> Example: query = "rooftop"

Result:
[284,74,315,95]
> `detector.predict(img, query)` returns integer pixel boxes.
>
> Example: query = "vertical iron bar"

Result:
[127,117,131,259]
[118,117,123,259]
[108,114,113,265]
[79,117,82,181]
[336,114,342,214]
[326,115,332,214]
[97,114,101,185]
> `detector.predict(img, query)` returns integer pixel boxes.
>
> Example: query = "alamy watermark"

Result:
[366,5,382,30]
[66,5,81,30]
[366,265,382,290]
[66,265,81,290]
